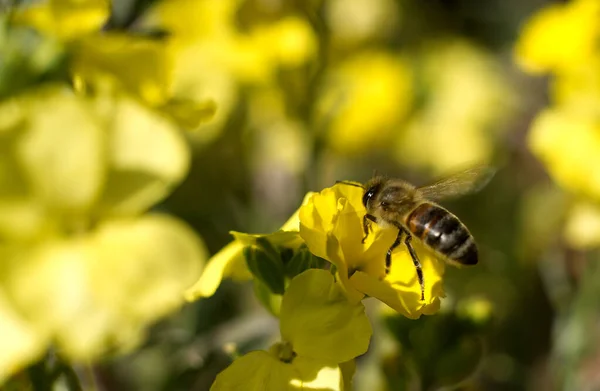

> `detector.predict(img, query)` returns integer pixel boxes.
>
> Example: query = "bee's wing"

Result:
[417,166,495,201]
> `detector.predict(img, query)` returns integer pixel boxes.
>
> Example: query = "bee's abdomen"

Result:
[406,203,478,266]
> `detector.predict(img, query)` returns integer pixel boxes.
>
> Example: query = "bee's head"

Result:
[362,177,385,211]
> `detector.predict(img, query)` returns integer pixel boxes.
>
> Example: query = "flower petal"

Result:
[72,34,172,106]
[211,351,342,391]
[0,293,45,383]
[280,270,372,363]
[185,241,246,300]
[350,242,444,319]
[97,94,190,216]
[14,0,109,41]
[15,86,105,212]
[6,214,206,359]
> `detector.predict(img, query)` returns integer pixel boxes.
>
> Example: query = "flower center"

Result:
[270,341,297,363]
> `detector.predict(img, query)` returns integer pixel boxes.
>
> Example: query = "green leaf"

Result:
[285,246,328,278]
[244,245,285,295]
[0,25,67,100]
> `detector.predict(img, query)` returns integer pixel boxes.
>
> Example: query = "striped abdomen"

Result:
[406,202,478,266]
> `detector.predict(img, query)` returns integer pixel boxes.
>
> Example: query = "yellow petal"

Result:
[515,0,600,73]
[316,52,413,154]
[72,34,172,106]
[281,192,316,231]
[0,199,46,241]
[292,356,342,391]
[300,183,402,304]
[96,94,190,216]
[6,214,206,359]
[14,0,110,41]
[564,202,600,249]
[91,214,206,320]
[350,243,444,319]
[0,293,45,383]
[210,351,298,391]
[211,351,342,391]
[15,86,105,212]
[185,241,246,300]
[159,98,217,130]
[528,108,600,201]
[186,194,314,301]
[251,17,318,68]
[280,270,372,363]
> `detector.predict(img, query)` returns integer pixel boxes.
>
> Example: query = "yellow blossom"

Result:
[528,108,600,202]
[326,0,399,45]
[0,293,45,383]
[249,17,317,69]
[13,0,110,41]
[315,52,413,154]
[0,84,206,378]
[299,183,444,319]
[515,0,600,74]
[144,0,316,144]
[564,202,600,250]
[211,270,371,391]
[14,0,214,129]
[0,85,190,219]
[71,33,172,106]
[185,192,315,300]
[551,58,600,117]
[396,40,515,175]
[3,214,206,360]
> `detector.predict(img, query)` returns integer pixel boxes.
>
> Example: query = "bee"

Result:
[339,167,495,301]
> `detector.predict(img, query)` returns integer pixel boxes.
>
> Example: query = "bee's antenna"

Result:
[336,180,365,189]
[372,169,379,177]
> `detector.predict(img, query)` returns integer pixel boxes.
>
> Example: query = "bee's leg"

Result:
[386,229,403,274]
[362,214,377,244]
[403,230,425,301]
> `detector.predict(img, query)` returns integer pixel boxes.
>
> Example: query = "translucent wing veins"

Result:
[417,166,496,201]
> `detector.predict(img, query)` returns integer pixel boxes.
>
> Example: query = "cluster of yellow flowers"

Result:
[516,0,600,249]
[190,183,445,389]
[0,0,210,382]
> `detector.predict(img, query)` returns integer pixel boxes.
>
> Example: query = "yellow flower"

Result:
[552,58,600,117]
[211,270,371,391]
[14,0,214,129]
[0,85,190,219]
[3,214,205,361]
[0,85,206,379]
[564,202,600,250]
[396,40,515,175]
[248,17,317,69]
[528,108,600,202]
[71,33,172,107]
[299,184,444,319]
[144,0,316,143]
[315,51,413,154]
[13,0,110,41]
[185,193,315,300]
[0,293,44,383]
[515,0,600,74]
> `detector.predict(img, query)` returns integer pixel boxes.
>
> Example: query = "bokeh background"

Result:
[3,0,600,390]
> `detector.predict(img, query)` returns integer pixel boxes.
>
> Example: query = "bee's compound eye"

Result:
[362,188,375,207]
